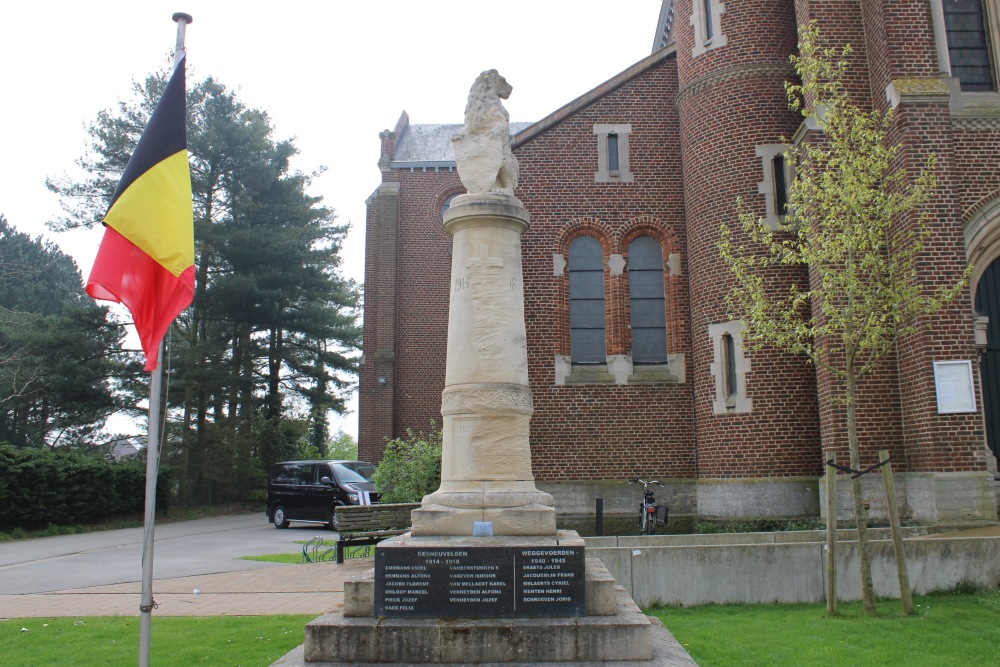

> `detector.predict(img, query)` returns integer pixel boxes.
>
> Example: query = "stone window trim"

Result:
[554,354,686,386]
[593,124,634,183]
[690,0,727,58]
[708,321,752,414]
[755,144,792,230]
[927,0,1000,114]
[964,194,1000,298]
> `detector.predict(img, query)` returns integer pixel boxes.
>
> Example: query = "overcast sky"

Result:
[0,0,664,437]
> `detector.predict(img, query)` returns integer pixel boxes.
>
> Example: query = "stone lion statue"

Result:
[452,69,520,196]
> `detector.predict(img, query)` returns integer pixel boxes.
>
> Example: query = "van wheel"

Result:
[328,510,338,531]
[272,505,289,529]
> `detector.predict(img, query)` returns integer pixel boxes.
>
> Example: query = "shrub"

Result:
[0,443,172,530]
[372,428,442,503]
[327,432,359,460]
[695,518,824,534]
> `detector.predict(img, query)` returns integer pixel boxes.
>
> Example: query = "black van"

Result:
[266,460,379,530]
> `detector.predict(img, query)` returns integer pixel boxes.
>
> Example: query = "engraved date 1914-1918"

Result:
[453,275,517,293]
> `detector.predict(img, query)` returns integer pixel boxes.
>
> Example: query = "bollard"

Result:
[596,497,604,536]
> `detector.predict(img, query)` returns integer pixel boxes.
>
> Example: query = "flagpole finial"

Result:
[171,13,192,68]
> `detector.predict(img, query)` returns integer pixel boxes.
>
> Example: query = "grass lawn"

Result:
[242,539,373,564]
[241,552,305,564]
[0,615,313,667]
[242,539,330,564]
[649,590,1000,666]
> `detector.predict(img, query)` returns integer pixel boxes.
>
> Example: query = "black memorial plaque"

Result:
[375,545,585,618]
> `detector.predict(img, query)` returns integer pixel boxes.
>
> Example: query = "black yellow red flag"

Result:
[87,57,195,371]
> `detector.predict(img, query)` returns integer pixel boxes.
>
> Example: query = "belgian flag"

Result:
[87,57,195,371]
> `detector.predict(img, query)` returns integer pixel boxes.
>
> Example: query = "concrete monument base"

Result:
[271,532,693,664]
[301,587,654,664]
[271,615,697,666]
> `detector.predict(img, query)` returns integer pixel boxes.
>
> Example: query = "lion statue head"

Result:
[463,69,513,133]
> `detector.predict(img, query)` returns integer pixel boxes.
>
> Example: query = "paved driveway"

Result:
[0,513,337,595]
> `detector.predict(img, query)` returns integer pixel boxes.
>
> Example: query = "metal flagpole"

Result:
[138,340,165,667]
[138,14,191,667]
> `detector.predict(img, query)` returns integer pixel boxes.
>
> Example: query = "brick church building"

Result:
[359,0,1000,524]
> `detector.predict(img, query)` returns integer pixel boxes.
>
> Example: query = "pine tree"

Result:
[47,69,360,503]
[0,215,123,447]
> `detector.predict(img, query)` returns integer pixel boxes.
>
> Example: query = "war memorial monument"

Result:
[291,70,690,666]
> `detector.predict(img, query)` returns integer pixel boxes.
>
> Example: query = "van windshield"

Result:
[333,462,376,483]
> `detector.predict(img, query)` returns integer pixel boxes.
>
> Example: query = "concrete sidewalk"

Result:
[0,557,373,619]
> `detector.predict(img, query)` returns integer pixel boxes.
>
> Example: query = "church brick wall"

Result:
[890,99,985,473]
[358,170,461,463]
[675,0,824,479]
[515,55,697,481]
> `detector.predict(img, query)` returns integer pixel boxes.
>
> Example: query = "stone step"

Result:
[305,585,653,664]
[272,614,698,666]
[584,557,617,616]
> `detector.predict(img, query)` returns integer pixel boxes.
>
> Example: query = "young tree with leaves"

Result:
[720,23,968,615]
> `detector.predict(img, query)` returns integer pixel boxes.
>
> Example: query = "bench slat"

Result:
[341,529,407,539]
[334,503,419,533]
[333,503,420,564]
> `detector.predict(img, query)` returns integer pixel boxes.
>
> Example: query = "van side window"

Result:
[273,464,298,485]
[290,464,307,485]
[302,465,321,485]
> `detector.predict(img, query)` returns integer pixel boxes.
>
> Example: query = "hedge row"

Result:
[0,444,172,530]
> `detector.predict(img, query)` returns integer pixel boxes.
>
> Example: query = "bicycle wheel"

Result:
[640,509,652,535]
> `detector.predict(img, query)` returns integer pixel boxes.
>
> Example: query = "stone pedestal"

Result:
[411,193,555,537]
[296,533,661,665]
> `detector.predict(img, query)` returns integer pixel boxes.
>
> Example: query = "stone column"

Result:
[410,193,556,536]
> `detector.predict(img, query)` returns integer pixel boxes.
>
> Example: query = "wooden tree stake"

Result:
[880,449,913,614]
[825,454,838,615]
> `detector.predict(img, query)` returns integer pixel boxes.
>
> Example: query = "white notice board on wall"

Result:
[933,360,977,414]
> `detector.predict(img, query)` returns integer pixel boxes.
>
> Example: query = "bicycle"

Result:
[629,478,668,535]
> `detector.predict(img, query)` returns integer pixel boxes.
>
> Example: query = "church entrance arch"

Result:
[975,257,1000,462]
[966,197,1000,464]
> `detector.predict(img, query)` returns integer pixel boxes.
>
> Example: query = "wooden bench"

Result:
[333,502,420,563]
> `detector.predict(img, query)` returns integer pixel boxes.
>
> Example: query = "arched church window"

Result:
[569,236,606,364]
[628,236,667,365]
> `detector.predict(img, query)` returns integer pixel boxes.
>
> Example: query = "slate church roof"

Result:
[652,0,676,52]
[391,122,534,169]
